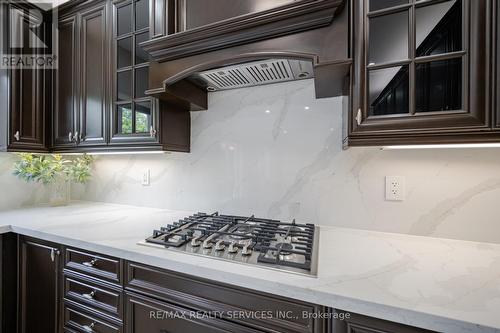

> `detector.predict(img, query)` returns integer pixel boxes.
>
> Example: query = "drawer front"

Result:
[125,262,324,333]
[126,292,261,333]
[330,310,435,333]
[64,305,122,333]
[65,248,122,284]
[64,272,123,319]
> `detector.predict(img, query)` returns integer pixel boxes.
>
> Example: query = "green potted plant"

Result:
[13,153,93,206]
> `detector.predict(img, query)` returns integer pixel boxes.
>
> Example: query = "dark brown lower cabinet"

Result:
[5,237,437,333]
[18,236,61,333]
[125,292,261,333]
[330,310,433,333]
[63,305,123,333]
[125,261,325,333]
[0,233,18,333]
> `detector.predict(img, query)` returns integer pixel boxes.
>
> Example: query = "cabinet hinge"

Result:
[150,126,157,138]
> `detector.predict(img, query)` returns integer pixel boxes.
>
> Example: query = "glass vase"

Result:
[48,177,70,206]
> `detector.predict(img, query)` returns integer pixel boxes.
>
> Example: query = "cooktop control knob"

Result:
[202,239,213,249]
[214,240,225,251]
[191,236,201,247]
[227,242,238,253]
[241,244,252,256]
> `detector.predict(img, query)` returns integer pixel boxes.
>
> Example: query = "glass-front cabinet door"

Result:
[350,0,489,142]
[111,0,158,144]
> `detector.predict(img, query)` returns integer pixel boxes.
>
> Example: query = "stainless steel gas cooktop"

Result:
[138,212,319,276]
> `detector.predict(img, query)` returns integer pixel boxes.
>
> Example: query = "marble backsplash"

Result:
[0,153,48,209]
[2,79,500,243]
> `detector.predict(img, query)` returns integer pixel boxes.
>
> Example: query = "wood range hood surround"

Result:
[141,0,351,111]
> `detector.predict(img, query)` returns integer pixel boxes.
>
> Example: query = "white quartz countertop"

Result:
[0,201,499,333]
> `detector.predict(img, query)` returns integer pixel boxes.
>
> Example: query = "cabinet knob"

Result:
[73,131,79,143]
[82,290,97,300]
[14,131,20,141]
[150,126,157,138]
[82,258,98,267]
[82,322,96,332]
[68,132,73,142]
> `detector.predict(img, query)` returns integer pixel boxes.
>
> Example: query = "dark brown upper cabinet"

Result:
[148,0,315,41]
[52,0,190,153]
[54,1,109,151]
[348,0,492,146]
[150,0,175,39]
[53,15,77,149]
[78,3,109,147]
[5,3,50,152]
[177,0,299,32]
[110,0,160,146]
[495,0,500,129]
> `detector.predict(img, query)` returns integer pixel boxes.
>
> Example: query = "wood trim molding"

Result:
[141,0,345,62]
[347,130,500,147]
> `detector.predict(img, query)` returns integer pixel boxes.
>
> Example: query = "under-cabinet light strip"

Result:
[58,151,167,156]
[382,143,500,150]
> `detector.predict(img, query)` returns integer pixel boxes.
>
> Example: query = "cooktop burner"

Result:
[139,212,319,276]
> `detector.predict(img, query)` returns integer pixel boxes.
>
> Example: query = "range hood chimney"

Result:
[141,0,351,111]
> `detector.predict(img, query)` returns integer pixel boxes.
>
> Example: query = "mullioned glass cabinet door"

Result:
[350,0,490,137]
[111,0,159,145]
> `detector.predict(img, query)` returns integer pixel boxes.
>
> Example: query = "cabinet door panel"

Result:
[8,4,48,151]
[10,67,47,150]
[79,4,108,146]
[178,0,297,31]
[54,16,77,148]
[111,0,159,145]
[19,238,60,333]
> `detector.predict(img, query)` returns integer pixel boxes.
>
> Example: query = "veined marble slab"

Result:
[0,201,499,333]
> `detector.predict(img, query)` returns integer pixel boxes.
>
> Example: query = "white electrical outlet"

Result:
[385,176,405,201]
[142,169,151,186]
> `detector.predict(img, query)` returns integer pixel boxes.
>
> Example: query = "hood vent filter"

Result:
[198,59,313,91]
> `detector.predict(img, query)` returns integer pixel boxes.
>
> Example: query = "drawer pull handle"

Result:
[50,248,60,262]
[82,258,98,267]
[82,290,96,299]
[82,322,96,332]
[356,108,362,126]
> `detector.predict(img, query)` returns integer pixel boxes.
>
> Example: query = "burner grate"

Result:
[143,212,318,275]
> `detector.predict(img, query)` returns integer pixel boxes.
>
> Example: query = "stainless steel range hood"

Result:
[141,0,350,111]
[194,59,314,92]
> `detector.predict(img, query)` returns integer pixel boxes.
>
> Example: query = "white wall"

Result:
[67,79,500,244]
